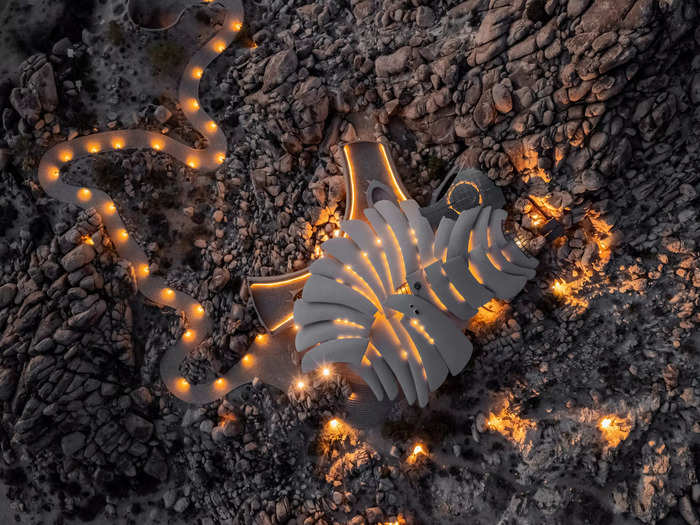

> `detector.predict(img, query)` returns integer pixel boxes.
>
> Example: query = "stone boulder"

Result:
[375,46,412,77]
[28,63,58,112]
[10,88,41,123]
[60,244,96,272]
[263,49,298,91]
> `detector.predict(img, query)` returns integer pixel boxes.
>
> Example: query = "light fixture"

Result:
[192,67,203,79]
[112,138,124,149]
[162,288,175,301]
[88,143,100,154]
[207,121,217,132]
[104,202,117,215]
[183,329,195,342]
[77,188,92,202]
[138,264,150,278]
[231,21,242,31]
[216,153,225,164]
[117,229,129,242]
[48,168,60,181]
[60,150,73,163]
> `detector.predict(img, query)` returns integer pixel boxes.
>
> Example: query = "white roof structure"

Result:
[294,199,538,407]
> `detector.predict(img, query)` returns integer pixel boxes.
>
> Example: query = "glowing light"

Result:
[151,139,164,151]
[214,40,226,53]
[256,334,266,343]
[177,377,190,391]
[343,145,358,220]
[207,121,217,132]
[183,329,195,342]
[296,380,305,390]
[192,304,205,318]
[249,272,310,289]
[334,319,365,330]
[112,138,124,150]
[138,264,150,278]
[192,67,203,79]
[87,143,100,154]
[216,152,225,164]
[189,99,200,111]
[77,188,92,202]
[231,20,242,31]
[162,288,175,301]
[104,202,117,215]
[597,415,631,449]
[376,238,382,246]
[485,401,536,447]
[242,354,253,366]
[334,229,341,238]
[379,143,408,202]
[59,150,73,163]
[328,418,339,430]
[322,367,331,377]
[187,157,199,169]
[410,318,435,345]
[82,235,94,246]
[214,378,227,390]
[48,168,60,181]
[117,229,129,242]
[270,311,294,332]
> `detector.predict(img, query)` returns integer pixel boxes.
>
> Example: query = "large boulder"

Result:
[60,244,95,272]
[263,49,298,91]
[375,46,412,77]
[10,88,41,122]
[28,62,58,112]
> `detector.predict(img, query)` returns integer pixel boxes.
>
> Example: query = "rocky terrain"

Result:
[0,0,698,523]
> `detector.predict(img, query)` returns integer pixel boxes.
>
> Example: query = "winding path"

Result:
[37,0,245,403]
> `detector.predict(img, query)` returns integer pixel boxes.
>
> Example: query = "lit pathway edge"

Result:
[36,0,244,404]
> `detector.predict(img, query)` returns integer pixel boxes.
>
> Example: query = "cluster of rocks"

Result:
[0,0,698,523]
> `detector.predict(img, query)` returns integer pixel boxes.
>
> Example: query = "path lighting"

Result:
[242,354,253,367]
[216,152,226,164]
[328,418,340,430]
[104,202,117,215]
[296,380,305,390]
[190,99,200,111]
[162,288,175,301]
[322,366,331,378]
[183,329,195,342]
[207,121,217,132]
[214,378,227,390]
[60,150,73,162]
[48,168,60,181]
[138,264,150,278]
[77,188,92,202]
[117,229,129,242]
[151,139,163,151]
[187,158,199,169]
[231,21,242,31]
[214,40,227,53]
[112,138,124,149]
[88,143,100,154]
[177,377,190,391]
[192,67,203,79]
[82,236,94,246]
[192,304,205,318]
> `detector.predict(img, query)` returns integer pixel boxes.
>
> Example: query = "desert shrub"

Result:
[107,21,124,46]
[147,40,185,74]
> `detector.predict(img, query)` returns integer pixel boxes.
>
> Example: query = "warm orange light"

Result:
[87,143,100,154]
[48,167,60,180]
[214,377,227,389]
[597,415,631,448]
[231,20,243,31]
[412,444,425,455]
[60,150,73,163]
[187,157,199,169]
[379,143,408,201]
[162,288,175,301]
[296,380,305,390]
[343,145,358,219]
[151,140,163,151]
[117,229,128,242]
[192,304,205,317]
[192,67,203,79]
[189,99,200,111]
[77,188,92,202]
[183,329,195,342]
[207,121,217,132]
[112,138,124,150]
[215,152,225,164]
[328,419,339,430]
[104,202,117,215]
[249,272,310,289]
[242,354,253,366]
[256,334,265,343]
[322,367,331,377]
[138,264,150,278]
[177,377,190,391]
[214,41,226,53]
[82,235,94,246]
[270,312,294,332]
[485,401,536,447]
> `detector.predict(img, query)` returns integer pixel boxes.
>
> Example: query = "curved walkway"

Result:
[37,0,244,403]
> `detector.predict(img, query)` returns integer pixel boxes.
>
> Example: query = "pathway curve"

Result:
[37,0,245,403]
